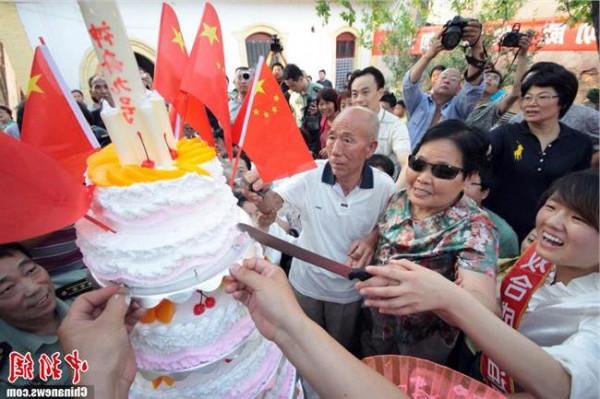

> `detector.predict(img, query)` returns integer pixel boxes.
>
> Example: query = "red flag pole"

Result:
[229,56,265,188]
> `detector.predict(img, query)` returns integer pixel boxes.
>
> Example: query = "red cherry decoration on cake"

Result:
[192,291,216,316]
[205,296,216,308]
[193,303,205,315]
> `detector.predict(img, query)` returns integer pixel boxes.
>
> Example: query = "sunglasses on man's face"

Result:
[408,155,463,180]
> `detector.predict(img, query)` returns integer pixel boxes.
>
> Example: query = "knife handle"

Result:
[348,269,372,281]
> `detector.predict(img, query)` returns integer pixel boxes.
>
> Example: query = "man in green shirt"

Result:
[0,244,70,389]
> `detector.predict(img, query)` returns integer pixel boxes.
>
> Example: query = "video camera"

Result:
[499,23,528,48]
[441,16,476,50]
[270,35,283,53]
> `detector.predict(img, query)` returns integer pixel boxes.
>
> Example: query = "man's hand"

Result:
[58,286,144,399]
[425,32,445,59]
[346,238,376,269]
[518,34,532,56]
[463,20,483,49]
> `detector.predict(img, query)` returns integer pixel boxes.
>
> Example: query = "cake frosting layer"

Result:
[130,333,283,399]
[76,159,246,287]
[133,289,256,371]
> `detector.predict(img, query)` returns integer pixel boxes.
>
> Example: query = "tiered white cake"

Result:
[76,140,299,398]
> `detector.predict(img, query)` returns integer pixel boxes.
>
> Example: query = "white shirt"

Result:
[375,108,411,165]
[275,160,395,303]
[519,271,600,399]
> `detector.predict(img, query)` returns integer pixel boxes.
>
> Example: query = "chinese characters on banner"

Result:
[8,350,89,385]
[372,18,597,56]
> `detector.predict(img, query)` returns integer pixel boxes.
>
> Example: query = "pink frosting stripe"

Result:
[263,360,297,399]
[135,315,255,371]
[220,344,283,398]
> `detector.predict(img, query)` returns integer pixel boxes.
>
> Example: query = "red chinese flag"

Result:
[21,45,99,183]
[0,134,91,244]
[231,80,252,145]
[155,3,213,144]
[180,2,230,154]
[239,62,316,183]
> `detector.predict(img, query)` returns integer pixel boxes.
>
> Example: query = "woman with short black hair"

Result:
[358,119,499,364]
[484,61,593,242]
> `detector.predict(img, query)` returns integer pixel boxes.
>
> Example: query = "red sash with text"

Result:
[480,244,554,393]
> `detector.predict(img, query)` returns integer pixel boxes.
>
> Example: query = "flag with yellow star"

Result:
[180,2,231,154]
[20,44,99,183]
[237,61,315,183]
[155,2,213,144]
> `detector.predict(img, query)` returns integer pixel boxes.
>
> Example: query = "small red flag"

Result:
[155,3,213,144]
[239,61,316,183]
[180,2,230,154]
[0,134,91,244]
[21,45,99,183]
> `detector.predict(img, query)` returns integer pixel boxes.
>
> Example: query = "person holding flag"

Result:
[243,101,395,353]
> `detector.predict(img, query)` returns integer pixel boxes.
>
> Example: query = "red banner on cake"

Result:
[372,17,597,56]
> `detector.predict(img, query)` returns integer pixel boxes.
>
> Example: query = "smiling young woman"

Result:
[357,169,599,399]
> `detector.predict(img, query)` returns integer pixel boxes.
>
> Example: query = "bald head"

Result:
[335,106,379,142]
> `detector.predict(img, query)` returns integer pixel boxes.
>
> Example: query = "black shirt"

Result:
[484,121,593,241]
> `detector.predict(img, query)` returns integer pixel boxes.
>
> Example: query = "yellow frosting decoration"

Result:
[87,138,216,187]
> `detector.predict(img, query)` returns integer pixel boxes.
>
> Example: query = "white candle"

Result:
[79,0,173,168]
[137,95,174,167]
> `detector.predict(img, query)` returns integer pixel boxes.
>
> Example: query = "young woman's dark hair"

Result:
[337,90,351,109]
[317,88,339,112]
[379,92,397,108]
[520,62,578,118]
[412,119,491,178]
[348,66,385,90]
[538,169,599,231]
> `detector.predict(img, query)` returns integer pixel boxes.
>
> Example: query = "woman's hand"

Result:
[356,259,459,316]
[224,258,305,344]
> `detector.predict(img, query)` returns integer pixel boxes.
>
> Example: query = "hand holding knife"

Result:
[237,223,373,281]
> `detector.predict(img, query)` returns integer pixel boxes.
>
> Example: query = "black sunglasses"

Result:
[408,155,463,180]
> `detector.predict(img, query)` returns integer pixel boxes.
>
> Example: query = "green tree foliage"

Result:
[314,0,553,89]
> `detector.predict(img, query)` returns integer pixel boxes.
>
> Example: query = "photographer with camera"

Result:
[466,34,532,132]
[402,17,486,148]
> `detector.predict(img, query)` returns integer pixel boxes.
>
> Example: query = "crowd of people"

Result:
[1,18,599,399]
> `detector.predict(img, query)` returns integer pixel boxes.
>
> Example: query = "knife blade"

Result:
[237,223,372,281]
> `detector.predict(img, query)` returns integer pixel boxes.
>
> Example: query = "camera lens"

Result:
[442,29,462,50]
[241,72,251,80]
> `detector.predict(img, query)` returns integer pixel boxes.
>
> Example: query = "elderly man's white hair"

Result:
[336,106,379,141]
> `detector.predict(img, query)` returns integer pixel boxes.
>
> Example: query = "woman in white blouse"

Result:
[357,169,599,399]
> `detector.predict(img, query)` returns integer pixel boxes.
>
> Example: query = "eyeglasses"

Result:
[408,155,463,180]
[521,94,559,104]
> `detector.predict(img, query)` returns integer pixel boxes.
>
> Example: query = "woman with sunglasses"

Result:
[484,62,593,243]
[357,170,599,399]
[359,119,498,364]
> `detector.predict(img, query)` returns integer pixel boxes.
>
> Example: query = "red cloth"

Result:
[155,3,213,144]
[239,62,316,183]
[0,134,91,244]
[180,3,230,153]
[21,45,98,183]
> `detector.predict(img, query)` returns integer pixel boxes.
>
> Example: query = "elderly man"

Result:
[89,75,115,130]
[0,244,71,388]
[243,106,395,350]
[403,21,486,148]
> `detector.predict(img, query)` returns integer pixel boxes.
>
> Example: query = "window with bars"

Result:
[335,32,356,91]
[245,32,272,68]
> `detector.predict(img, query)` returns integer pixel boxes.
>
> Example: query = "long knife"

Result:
[237,223,372,281]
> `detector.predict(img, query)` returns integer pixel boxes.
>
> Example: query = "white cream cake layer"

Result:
[76,159,245,287]
[132,288,255,371]
[130,332,283,399]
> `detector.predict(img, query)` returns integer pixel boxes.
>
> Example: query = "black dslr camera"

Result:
[500,23,527,48]
[441,16,473,50]
[270,34,283,53]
